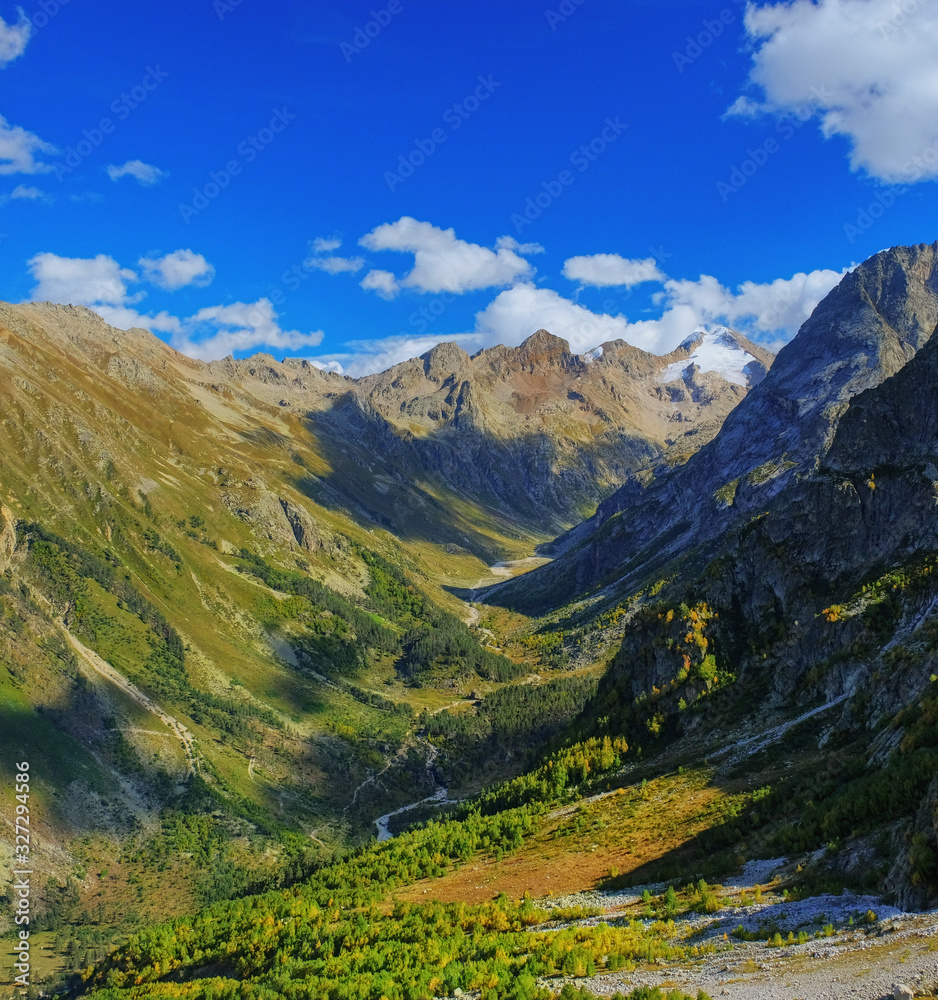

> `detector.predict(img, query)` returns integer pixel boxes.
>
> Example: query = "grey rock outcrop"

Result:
[502,242,938,609]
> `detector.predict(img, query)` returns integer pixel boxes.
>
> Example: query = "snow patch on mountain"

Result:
[660,326,757,387]
[580,346,604,363]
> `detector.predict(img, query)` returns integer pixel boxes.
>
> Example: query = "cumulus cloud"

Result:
[107,160,169,185]
[0,183,50,204]
[359,217,534,294]
[732,0,938,182]
[562,253,666,288]
[309,358,345,374]
[93,305,184,335]
[311,236,342,253]
[304,235,365,275]
[28,252,140,306]
[10,183,42,199]
[475,284,640,354]
[176,300,324,360]
[312,333,485,379]
[360,269,401,300]
[0,9,31,67]
[306,255,365,274]
[139,249,215,290]
[0,115,56,174]
[495,235,545,254]
[26,251,321,361]
[315,255,848,376]
[663,269,846,336]
[477,268,844,357]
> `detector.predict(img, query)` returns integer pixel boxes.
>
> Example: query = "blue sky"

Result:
[1,0,936,374]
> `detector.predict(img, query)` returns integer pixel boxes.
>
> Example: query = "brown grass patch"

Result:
[398,770,737,905]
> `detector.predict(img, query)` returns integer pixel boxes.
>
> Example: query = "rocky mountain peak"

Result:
[420,341,472,377]
[515,329,575,365]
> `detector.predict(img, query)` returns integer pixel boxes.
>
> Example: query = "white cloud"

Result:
[26,251,186,334]
[10,183,42,199]
[662,268,846,336]
[724,95,761,120]
[313,333,485,379]
[306,255,365,274]
[733,0,938,182]
[93,305,184,335]
[475,268,843,357]
[175,299,324,360]
[107,160,169,185]
[96,298,324,361]
[360,269,400,300]
[495,235,545,255]
[0,183,50,204]
[26,251,321,361]
[359,217,534,294]
[323,255,848,376]
[27,252,140,306]
[139,249,215,290]
[475,284,642,354]
[305,235,365,275]
[0,115,55,174]
[562,253,666,288]
[0,9,31,67]
[309,358,345,374]
[311,236,342,253]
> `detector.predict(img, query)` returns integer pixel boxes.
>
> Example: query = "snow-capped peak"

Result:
[580,345,604,363]
[660,326,757,387]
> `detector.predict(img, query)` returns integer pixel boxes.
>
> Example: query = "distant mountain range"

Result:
[203,322,772,546]
[0,302,770,560]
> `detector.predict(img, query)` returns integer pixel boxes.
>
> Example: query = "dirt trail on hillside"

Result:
[63,629,198,775]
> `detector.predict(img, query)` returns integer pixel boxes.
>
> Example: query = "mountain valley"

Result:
[2,245,938,1000]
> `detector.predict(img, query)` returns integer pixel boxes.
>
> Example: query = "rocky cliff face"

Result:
[538,244,938,910]
[590,317,938,907]
[507,242,938,607]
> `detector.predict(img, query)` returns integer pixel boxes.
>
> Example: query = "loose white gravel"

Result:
[535,858,938,1000]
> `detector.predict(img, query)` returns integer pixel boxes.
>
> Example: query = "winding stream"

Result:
[374,785,458,841]
[373,741,457,841]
